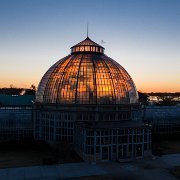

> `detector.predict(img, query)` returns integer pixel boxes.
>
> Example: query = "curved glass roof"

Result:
[36,37,138,104]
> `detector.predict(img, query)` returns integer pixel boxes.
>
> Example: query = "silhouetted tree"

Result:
[148,92,180,106]
[138,91,149,105]
[156,95,175,106]
[0,88,22,95]
[24,89,36,95]
[30,84,36,91]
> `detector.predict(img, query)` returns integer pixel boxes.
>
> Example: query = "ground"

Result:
[0,140,81,169]
[0,140,180,179]
[0,150,52,168]
[0,140,179,169]
[153,140,180,154]
[0,154,180,180]
[171,166,180,179]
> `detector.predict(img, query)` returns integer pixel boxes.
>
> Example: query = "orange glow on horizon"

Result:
[0,81,179,93]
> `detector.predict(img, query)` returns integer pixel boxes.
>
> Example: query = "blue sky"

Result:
[0,0,180,92]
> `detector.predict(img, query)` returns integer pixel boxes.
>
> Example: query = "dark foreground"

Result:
[0,140,180,179]
[0,154,180,180]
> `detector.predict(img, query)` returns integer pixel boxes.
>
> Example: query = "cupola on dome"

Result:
[71,37,104,54]
[36,37,138,104]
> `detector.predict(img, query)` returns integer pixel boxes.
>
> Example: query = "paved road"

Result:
[161,153,180,167]
[0,162,107,180]
[0,154,180,180]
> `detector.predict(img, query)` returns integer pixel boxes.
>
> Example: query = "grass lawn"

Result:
[0,140,179,169]
[0,140,81,169]
[153,140,180,155]
[0,150,53,168]
[171,166,180,179]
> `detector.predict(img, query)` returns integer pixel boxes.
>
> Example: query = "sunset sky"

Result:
[0,0,179,92]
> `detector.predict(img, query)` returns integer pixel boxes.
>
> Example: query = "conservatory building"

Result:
[34,36,151,162]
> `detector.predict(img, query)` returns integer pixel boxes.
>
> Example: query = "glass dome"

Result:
[36,37,138,104]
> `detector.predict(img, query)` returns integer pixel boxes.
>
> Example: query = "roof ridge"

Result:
[71,37,104,48]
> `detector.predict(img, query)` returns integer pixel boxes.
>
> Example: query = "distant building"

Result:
[34,37,151,162]
[0,94,34,141]
[143,105,180,135]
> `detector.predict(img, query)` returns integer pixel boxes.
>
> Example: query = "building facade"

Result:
[34,36,151,162]
[0,95,34,141]
[143,105,180,135]
[74,121,151,162]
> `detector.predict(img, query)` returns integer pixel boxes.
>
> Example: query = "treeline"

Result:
[0,88,179,105]
[148,92,180,97]
[138,91,180,106]
[0,88,36,95]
